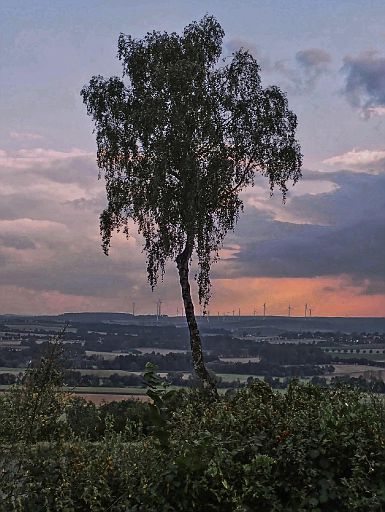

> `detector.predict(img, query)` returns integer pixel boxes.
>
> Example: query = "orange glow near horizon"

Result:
[0,276,384,318]
[209,276,385,318]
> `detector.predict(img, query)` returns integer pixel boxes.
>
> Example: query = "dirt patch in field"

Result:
[219,357,261,363]
[329,364,385,380]
[75,393,150,405]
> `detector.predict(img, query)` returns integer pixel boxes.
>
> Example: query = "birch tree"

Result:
[81,15,302,393]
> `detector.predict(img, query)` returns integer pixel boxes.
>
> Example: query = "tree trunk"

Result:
[176,244,217,396]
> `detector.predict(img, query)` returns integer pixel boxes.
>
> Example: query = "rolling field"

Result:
[329,364,385,379]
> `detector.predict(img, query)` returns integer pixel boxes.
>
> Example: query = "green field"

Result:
[332,352,385,362]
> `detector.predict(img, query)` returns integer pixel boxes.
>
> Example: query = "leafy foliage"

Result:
[81,15,302,307]
[0,339,68,445]
[2,378,385,511]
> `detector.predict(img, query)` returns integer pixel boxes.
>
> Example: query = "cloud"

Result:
[0,144,162,311]
[9,131,44,141]
[224,37,272,71]
[366,106,385,117]
[341,51,385,117]
[273,48,332,94]
[0,233,36,250]
[225,37,259,58]
[0,147,93,170]
[225,41,331,93]
[239,172,338,225]
[216,170,385,295]
[323,148,385,173]
[0,140,384,315]
[296,48,331,70]
[295,48,331,90]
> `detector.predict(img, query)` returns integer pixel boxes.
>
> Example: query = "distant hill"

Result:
[200,316,385,334]
[0,312,384,332]
[58,312,134,323]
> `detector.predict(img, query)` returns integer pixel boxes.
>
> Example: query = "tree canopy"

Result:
[81,15,302,309]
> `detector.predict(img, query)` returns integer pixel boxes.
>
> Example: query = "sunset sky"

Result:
[1,0,385,317]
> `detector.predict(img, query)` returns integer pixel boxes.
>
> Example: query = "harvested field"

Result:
[219,357,261,363]
[85,350,135,360]
[136,347,187,354]
[329,364,385,380]
[76,393,150,405]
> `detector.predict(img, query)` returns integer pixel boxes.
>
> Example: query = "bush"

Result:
[2,381,385,510]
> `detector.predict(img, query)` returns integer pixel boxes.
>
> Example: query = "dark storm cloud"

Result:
[233,216,385,281]
[342,51,385,116]
[218,170,385,293]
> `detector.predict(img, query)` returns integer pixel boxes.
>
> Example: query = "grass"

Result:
[332,352,385,362]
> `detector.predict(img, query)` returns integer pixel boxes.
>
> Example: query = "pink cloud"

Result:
[323,148,385,172]
[0,147,93,170]
[9,131,44,141]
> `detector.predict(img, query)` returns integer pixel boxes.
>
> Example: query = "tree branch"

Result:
[229,157,254,194]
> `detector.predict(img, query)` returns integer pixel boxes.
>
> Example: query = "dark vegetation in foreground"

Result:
[1,346,385,511]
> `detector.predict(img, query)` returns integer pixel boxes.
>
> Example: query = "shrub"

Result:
[1,381,385,510]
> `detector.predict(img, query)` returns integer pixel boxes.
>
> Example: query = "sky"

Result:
[1,0,385,317]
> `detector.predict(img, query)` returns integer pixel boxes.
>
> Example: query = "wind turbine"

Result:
[156,299,162,320]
